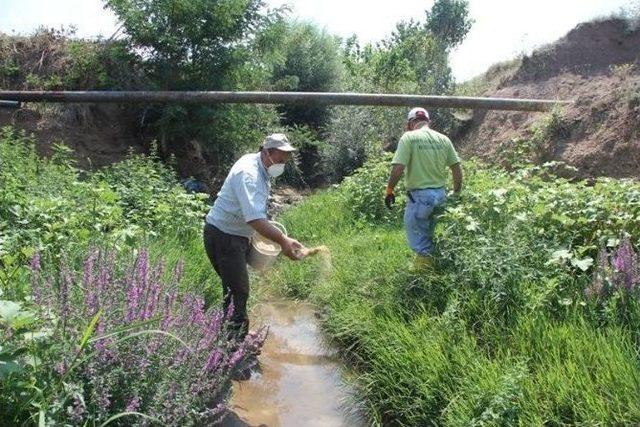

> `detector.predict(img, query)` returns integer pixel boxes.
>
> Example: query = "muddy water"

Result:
[222,300,364,427]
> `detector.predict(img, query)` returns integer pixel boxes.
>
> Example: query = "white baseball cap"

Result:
[407,107,430,121]
[263,133,296,151]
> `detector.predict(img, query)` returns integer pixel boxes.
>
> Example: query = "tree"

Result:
[104,0,280,167]
[321,0,473,182]
[105,0,264,89]
[270,22,343,129]
[425,0,473,49]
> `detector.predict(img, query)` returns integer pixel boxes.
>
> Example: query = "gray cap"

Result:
[263,133,296,152]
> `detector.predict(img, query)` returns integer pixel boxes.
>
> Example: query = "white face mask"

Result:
[265,150,286,178]
[267,163,285,178]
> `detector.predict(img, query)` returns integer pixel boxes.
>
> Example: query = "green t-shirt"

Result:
[392,127,460,190]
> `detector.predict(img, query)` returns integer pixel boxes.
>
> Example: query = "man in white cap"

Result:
[203,133,303,340]
[384,108,463,270]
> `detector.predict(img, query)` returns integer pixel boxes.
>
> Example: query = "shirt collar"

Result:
[256,152,270,182]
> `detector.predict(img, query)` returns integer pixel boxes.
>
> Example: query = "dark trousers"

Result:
[203,223,251,339]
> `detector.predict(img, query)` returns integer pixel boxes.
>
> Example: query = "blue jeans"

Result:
[404,188,446,256]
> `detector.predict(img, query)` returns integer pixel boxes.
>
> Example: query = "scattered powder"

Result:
[301,245,332,277]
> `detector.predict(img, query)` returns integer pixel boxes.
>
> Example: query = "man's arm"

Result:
[248,218,303,260]
[233,172,303,260]
[450,162,463,193]
[386,163,405,193]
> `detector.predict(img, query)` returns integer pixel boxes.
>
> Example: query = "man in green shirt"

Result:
[385,107,463,269]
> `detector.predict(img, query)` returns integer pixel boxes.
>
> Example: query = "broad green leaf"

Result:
[0,300,22,323]
[21,247,35,259]
[571,257,594,272]
[0,359,23,378]
[549,249,571,262]
[465,219,479,232]
[22,329,53,341]
[607,237,620,247]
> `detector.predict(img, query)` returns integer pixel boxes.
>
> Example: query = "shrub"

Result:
[278,125,327,187]
[0,29,143,91]
[93,145,208,237]
[321,106,400,182]
[338,153,406,226]
[0,127,208,268]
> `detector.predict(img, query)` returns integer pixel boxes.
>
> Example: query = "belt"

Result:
[408,187,444,191]
[407,187,444,203]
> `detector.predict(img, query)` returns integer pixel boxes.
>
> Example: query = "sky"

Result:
[0,0,637,81]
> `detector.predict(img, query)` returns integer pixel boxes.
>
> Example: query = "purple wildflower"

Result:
[30,252,42,303]
[94,321,106,354]
[83,250,100,316]
[68,395,86,423]
[225,301,235,321]
[125,395,141,412]
[82,249,97,288]
[187,296,206,326]
[94,320,116,364]
[126,250,149,322]
[244,327,268,350]
[612,236,638,290]
[161,290,178,330]
[59,265,73,330]
[137,249,150,293]
[210,403,227,422]
[227,345,246,368]
[166,381,179,402]
[204,349,223,373]
[142,263,164,321]
[173,259,184,284]
[54,360,66,376]
[32,247,266,424]
[199,311,224,350]
[96,385,111,413]
[173,347,191,367]
[30,252,41,271]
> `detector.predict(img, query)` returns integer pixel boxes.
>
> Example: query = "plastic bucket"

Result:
[247,221,287,271]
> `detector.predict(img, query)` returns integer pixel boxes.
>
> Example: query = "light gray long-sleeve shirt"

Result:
[205,153,270,238]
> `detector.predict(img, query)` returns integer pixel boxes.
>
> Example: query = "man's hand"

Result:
[384,186,396,209]
[280,237,304,260]
[248,219,304,260]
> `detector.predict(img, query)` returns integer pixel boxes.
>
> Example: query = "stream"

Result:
[221,300,365,427]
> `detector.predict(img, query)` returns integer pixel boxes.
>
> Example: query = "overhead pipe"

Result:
[0,91,571,112]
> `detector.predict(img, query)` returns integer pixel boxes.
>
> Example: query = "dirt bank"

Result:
[456,18,640,178]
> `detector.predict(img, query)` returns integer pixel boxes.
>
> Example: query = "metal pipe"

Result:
[0,91,571,112]
[0,100,21,109]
